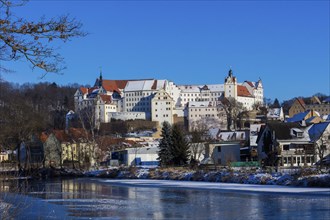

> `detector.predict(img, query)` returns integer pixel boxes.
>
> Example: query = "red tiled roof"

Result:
[102,80,129,93]
[237,85,252,97]
[151,80,157,90]
[53,128,88,142]
[80,87,88,94]
[99,94,112,104]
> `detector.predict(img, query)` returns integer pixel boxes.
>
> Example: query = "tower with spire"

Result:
[224,68,237,99]
[98,68,103,88]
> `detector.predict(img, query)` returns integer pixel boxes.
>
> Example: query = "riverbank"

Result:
[85,166,330,188]
[2,166,329,188]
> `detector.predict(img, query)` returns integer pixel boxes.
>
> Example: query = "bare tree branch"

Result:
[0,0,86,74]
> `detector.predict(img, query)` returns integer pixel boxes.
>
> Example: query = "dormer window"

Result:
[290,128,303,138]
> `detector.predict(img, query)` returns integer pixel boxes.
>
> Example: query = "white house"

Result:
[151,88,174,125]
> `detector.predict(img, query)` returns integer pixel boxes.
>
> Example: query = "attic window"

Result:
[291,128,303,138]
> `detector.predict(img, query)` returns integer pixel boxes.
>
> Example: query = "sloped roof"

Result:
[237,85,252,97]
[267,108,282,118]
[189,101,213,108]
[296,98,306,108]
[79,87,88,94]
[124,80,166,92]
[286,111,309,122]
[99,94,112,104]
[52,128,88,142]
[102,80,129,93]
[245,81,255,88]
[308,122,330,142]
[178,84,224,93]
[265,122,305,140]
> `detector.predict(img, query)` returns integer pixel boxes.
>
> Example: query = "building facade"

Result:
[74,69,264,128]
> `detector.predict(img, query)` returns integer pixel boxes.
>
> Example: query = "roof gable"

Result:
[237,85,252,97]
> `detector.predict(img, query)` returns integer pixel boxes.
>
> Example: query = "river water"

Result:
[1,178,329,219]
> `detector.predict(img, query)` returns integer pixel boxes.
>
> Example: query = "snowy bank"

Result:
[85,167,330,188]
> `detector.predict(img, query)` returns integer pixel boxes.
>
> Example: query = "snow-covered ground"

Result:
[98,179,330,195]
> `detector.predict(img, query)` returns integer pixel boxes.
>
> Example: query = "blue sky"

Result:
[1,0,329,102]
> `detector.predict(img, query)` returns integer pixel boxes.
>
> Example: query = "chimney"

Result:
[300,120,306,127]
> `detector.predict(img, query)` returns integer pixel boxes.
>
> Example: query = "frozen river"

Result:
[1,178,330,219]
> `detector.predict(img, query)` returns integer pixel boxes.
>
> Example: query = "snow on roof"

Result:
[308,122,330,142]
[189,101,213,107]
[322,115,330,121]
[218,131,247,141]
[178,85,200,93]
[323,97,330,103]
[178,84,224,93]
[124,80,165,92]
[286,111,309,123]
[208,128,220,139]
[267,108,282,118]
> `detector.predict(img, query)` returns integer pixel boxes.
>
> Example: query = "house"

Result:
[43,128,99,169]
[115,146,159,166]
[289,98,306,117]
[257,122,314,167]
[151,88,174,125]
[286,110,321,123]
[288,96,330,118]
[206,142,242,166]
[308,122,330,166]
[267,107,284,121]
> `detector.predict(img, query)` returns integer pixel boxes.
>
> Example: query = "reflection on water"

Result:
[1,178,330,219]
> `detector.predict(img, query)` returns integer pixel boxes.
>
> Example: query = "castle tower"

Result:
[224,69,237,99]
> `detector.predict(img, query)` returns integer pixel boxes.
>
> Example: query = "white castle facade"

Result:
[74,69,263,129]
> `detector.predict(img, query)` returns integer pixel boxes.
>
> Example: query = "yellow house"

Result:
[43,128,98,169]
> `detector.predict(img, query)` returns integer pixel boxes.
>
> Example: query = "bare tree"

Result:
[0,0,86,74]
[220,97,245,130]
[76,104,100,169]
[314,129,330,170]
[189,119,209,163]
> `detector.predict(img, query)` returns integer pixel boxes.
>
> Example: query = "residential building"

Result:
[43,128,99,169]
[207,142,242,165]
[289,98,306,117]
[308,122,330,165]
[116,146,159,166]
[267,107,284,121]
[286,110,321,123]
[257,122,314,167]
[188,101,227,131]
[288,96,330,118]
[151,88,174,125]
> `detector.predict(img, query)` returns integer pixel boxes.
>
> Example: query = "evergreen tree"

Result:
[171,124,190,166]
[157,121,173,166]
[271,98,281,108]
